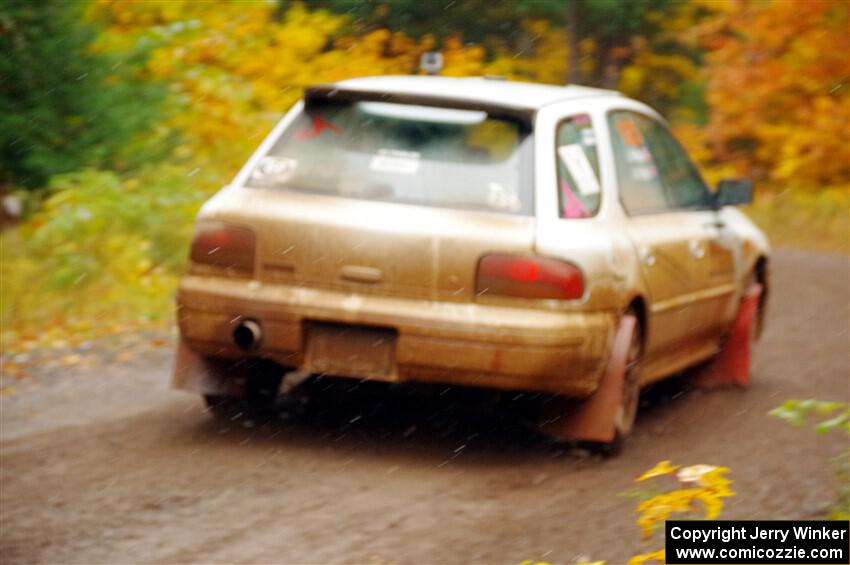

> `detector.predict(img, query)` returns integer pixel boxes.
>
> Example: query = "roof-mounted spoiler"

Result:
[304,84,535,129]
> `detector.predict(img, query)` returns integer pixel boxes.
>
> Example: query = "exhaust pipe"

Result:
[233,319,263,351]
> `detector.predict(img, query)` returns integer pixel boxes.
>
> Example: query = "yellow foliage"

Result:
[440,36,485,77]
[633,462,734,540]
[636,488,702,540]
[627,548,665,565]
[636,460,680,482]
[484,20,569,84]
[89,1,492,179]
[514,462,736,565]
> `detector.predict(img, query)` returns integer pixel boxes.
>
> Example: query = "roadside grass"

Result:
[1,164,214,356]
[743,187,848,254]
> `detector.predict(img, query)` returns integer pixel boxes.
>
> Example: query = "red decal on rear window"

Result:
[295,113,342,141]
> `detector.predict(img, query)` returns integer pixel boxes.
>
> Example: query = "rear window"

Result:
[247,100,533,214]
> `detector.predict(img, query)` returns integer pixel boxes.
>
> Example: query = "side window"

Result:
[608,111,669,215]
[609,110,713,214]
[638,117,712,210]
[556,114,601,218]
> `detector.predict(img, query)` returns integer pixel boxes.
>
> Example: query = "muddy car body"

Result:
[174,76,769,444]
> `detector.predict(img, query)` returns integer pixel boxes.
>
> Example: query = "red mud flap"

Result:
[693,283,763,389]
[172,340,246,397]
[538,315,636,443]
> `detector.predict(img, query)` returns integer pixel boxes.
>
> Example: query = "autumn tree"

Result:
[697,0,850,188]
[0,0,166,189]
[294,0,547,43]
[89,0,495,173]
[300,0,710,118]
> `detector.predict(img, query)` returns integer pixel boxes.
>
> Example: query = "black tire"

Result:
[615,314,643,437]
[203,394,245,420]
[536,312,643,456]
[597,312,643,456]
[203,359,285,424]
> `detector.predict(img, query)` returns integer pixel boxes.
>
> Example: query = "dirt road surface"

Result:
[2,249,848,564]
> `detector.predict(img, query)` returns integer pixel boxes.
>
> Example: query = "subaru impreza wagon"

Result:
[173,76,769,447]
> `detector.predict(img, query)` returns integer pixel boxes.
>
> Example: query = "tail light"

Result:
[476,254,584,300]
[190,221,255,272]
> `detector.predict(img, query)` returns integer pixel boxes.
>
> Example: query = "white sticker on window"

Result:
[632,165,658,181]
[252,156,297,184]
[369,149,420,175]
[581,127,596,146]
[626,146,652,164]
[558,144,601,195]
[487,182,521,211]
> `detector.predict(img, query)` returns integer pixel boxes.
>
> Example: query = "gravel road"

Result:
[1,248,847,565]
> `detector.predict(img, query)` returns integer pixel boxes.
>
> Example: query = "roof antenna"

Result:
[420,52,444,76]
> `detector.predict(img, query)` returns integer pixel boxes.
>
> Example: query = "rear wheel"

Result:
[600,313,643,455]
[204,360,285,424]
[536,312,643,455]
[615,316,642,437]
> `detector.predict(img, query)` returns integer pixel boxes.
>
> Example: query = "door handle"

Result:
[689,240,705,259]
[639,245,656,267]
[340,265,382,284]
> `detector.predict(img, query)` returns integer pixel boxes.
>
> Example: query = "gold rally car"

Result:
[173,76,768,447]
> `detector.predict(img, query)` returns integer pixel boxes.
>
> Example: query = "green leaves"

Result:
[0,164,209,339]
[770,399,850,435]
[0,0,168,188]
[771,399,850,520]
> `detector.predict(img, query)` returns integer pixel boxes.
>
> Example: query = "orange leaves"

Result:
[698,0,850,187]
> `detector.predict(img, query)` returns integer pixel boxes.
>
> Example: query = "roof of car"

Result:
[330,75,621,111]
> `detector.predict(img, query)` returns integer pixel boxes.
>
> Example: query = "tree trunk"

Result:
[566,0,583,85]
[272,0,288,22]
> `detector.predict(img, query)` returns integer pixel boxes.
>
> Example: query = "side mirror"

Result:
[715,178,753,208]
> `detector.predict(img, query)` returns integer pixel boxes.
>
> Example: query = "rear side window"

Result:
[556,114,601,218]
[608,110,711,214]
[248,100,533,215]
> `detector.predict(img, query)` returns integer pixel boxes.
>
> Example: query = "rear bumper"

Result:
[175,275,616,396]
